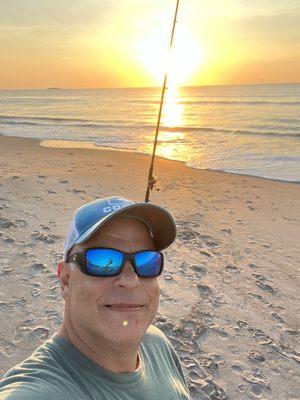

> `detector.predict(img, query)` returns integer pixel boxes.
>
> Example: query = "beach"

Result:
[0,134,299,399]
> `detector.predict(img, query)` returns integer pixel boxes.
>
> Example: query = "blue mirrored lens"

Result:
[86,249,123,276]
[135,251,162,277]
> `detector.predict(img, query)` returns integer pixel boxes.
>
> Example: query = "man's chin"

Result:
[95,316,149,345]
[101,326,145,347]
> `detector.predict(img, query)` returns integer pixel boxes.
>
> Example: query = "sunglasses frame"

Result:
[67,247,164,278]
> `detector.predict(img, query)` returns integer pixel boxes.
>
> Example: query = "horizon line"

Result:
[0,81,300,91]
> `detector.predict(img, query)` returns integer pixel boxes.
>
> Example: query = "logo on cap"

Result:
[103,197,133,214]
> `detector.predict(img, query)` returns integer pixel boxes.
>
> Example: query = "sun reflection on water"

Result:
[161,85,183,128]
[144,84,196,163]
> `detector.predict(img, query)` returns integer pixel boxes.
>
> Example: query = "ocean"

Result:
[0,83,299,182]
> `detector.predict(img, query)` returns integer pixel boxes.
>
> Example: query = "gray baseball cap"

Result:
[64,196,177,260]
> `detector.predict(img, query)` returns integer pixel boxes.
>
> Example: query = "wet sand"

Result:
[0,134,299,399]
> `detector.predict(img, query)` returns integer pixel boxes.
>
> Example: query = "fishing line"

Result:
[144,0,180,202]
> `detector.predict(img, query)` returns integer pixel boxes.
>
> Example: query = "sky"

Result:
[0,0,300,89]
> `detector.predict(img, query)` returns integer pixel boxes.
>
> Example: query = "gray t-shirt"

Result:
[0,325,190,399]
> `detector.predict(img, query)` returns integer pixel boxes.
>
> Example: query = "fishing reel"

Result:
[145,175,160,202]
[148,175,160,192]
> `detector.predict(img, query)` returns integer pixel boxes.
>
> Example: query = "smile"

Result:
[105,304,144,312]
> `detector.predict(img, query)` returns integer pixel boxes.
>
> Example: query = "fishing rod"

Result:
[144,0,180,202]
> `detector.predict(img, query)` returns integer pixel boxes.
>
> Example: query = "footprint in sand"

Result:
[40,225,50,231]
[241,369,270,397]
[29,326,50,340]
[204,240,218,248]
[0,267,13,277]
[231,364,244,374]
[66,189,86,194]
[191,265,207,276]
[247,349,266,363]
[284,329,298,336]
[224,264,239,273]
[248,263,258,269]
[15,219,28,228]
[262,243,272,249]
[236,320,250,329]
[188,368,207,383]
[14,297,28,309]
[0,218,16,228]
[31,287,42,297]
[220,228,232,234]
[28,262,47,274]
[252,273,267,281]
[237,384,248,393]
[163,275,174,281]
[197,284,213,296]
[200,250,211,258]
[45,310,62,326]
[0,302,8,311]
[2,235,15,243]
[253,329,273,346]
[256,281,276,294]
[213,327,229,339]
[31,231,61,244]
[197,380,228,400]
[271,312,285,324]
[247,293,269,305]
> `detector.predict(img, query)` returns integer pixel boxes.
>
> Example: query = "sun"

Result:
[137,26,204,86]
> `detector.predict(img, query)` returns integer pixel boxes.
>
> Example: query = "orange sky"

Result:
[0,0,299,89]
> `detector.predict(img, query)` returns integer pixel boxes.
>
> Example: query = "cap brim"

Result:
[74,203,177,251]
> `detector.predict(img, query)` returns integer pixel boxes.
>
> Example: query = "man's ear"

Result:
[57,261,71,299]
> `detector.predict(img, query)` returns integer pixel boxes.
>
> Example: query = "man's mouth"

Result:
[105,304,144,312]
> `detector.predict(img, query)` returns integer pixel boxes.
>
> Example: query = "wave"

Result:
[179,100,300,106]
[231,129,300,139]
[1,115,299,140]
[159,126,300,139]
[128,99,300,106]
[0,115,98,124]
[0,115,128,130]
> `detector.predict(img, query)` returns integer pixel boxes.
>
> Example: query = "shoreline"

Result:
[1,133,299,186]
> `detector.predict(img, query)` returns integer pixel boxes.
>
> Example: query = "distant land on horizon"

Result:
[1,81,300,91]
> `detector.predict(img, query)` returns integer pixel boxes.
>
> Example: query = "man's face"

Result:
[61,217,160,347]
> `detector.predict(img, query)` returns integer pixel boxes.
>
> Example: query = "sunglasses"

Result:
[67,247,164,278]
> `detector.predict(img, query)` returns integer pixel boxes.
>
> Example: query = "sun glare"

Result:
[138,27,204,86]
[162,85,183,128]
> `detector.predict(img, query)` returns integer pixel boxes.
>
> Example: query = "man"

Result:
[0,196,190,399]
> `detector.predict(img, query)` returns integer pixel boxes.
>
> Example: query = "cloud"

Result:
[229,12,300,51]
[0,0,113,28]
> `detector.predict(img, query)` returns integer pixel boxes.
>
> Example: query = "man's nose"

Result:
[115,260,141,288]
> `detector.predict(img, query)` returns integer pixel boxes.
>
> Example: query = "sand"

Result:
[0,134,299,399]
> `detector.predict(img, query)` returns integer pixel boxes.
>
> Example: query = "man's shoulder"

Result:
[1,335,63,379]
[0,336,76,400]
[142,324,189,393]
[144,324,169,343]
[142,324,176,358]
[0,382,61,400]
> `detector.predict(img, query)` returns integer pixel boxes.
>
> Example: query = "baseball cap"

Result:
[64,196,177,260]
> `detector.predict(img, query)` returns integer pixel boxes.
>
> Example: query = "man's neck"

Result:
[58,323,140,373]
